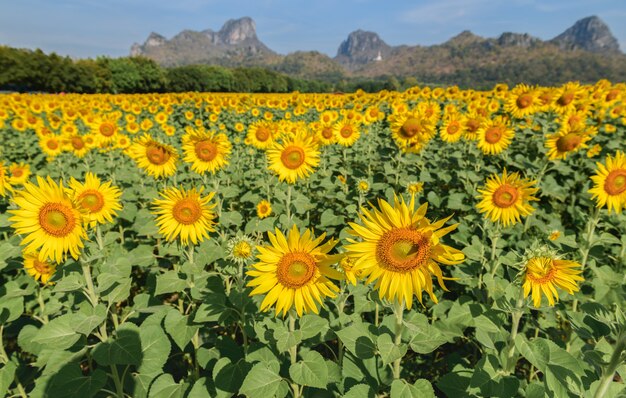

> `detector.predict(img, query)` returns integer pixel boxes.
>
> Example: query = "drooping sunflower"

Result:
[68,172,122,228]
[247,226,343,317]
[247,120,278,149]
[332,119,361,147]
[129,134,178,179]
[522,256,583,307]
[182,129,232,174]
[23,251,57,284]
[257,200,272,219]
[9,176,87,263]
[545,126,593,161]
[476,169,539,227]
[267,133,320,184]
[476,116,515,155]
[345,195,465,308]
[588,150,626,213]
[152,187,216,245]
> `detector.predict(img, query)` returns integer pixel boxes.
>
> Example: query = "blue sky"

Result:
[1,0,625,58]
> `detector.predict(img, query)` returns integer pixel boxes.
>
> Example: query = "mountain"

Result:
[129,16,626,86]
[130,17,278,66]
[550,15,620,53]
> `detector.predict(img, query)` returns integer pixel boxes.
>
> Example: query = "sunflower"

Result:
[476,169,539,226]
[68,172,122,228]
[545,126,593,161]
[476,116,514,155]
[91,116,119,145]
[522,256,583,307]
[356,179,370,194]
[40,135,64,158]
[588,150,626,213]
[389,110,435,150]
[182,129,232,174]
[246,226,343,317]
[316,123,337,146]
[345,195,465,308]
[64,134,92,158]
[152,187,216,245]
[552,82,583,114]
[440,114,466,143]
[7,162,31,186]
[339,255,361,285]
[407,181,424,195]
[506,84,539,119]
[247,120,278,149]
[332,120,361,147]
[23,251,57,284]
[267,133,319,184]
[0,162,12,197]
[227,235,256,265]
[9,176,87,263]
[257,200,272,219]
[129,134,178,179]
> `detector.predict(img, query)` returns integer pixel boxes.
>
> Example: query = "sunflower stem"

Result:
[286,184,292,226]
[488,224,502,279]
[392,300,405,380]
[572,206,600,312]
[288,311,301,398]
[504,288,526,374]
[81,259,99,308]
[593,332,626,398]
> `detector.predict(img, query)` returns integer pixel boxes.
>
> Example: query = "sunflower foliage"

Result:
[0,83,625,398]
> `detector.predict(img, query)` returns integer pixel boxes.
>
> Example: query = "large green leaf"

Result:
[390,379,435,398]
[164,309,200,351]
[32,314,81,350]
[289,350,328,389]
[92,323,142,366]
[240,362,283,397]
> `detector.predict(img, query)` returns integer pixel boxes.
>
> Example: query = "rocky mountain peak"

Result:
[497,32,540,48]
[218,17,258,45]
[551,16,620,53]
[335,30,392,67]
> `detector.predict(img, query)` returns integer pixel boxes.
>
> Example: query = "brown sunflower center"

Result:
[516,94,533,109]
[447,122,460,134]
[39,203,76,237]
[79,190,105,213]
[340,125,354,138]
[557,92,575,106]
[146,144,171,165]
[400,118,421,138]
[71,136,85,150]
[376,228,432,273]
[47,139,59,150]
[466,119,480,132]
[281,146,305,169]
[492,184,519,208]
[276,252,317,288]
[321,127,333,139]
[604,169,626,196]
[33,258,53,274]
[99,123,115,137]
[556,133,582,153]
[194,140,218,162]
[484,126,503,144]
[606,90,619,101]
[12,168,24,177]
[255,127,270,142]
[172,198,202,225]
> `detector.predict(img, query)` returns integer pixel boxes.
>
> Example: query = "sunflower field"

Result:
[0,81,625,398]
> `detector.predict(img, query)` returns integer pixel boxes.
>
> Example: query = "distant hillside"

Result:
[130,15,626,86]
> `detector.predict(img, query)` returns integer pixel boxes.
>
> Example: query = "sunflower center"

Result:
[172,198,202,225]
[401,118,421,138]
[281,146,305,169]
[556,133,581,153]
[256,127,270,142]
[321,127,333,139]
[72,137,85,149]
[39,203,76,237]
[604,169,626,195]
[339,125,354,139]
[233,241,252,259]
[447,122,460,134]
[516,94,533,109]
[492,184,519,208]
[146,144,171,165]
[99,123,115,137]
[277,252,317,288]
[79,190,105,213]
[606,90,619,101]
[12,168,24,177]
[466,119,480,132]
[525,257,556,284]
[33,258,52,274]
[376,228,432,273]
[194,140,218,162]
[47,140,59,150]
[484,126,503,144]
[557,92,575,106]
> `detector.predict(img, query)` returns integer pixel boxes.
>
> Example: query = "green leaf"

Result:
[0,361,17,397]
[138,324,171,376]
[0,295,23,323]
[335,323,376,359]
[155,271,187,295]
[343,383,375,398]
[220,211,243,227]
[391,379,435,398]
[437,365,473,397]
[299,314,329,340]
[164,309,200,351]
[148,374,188,398]
[73,304,106,336]
[274,325,302,353]
[212,358,251,395]
[377,333,407,366]
[289,350,328,389]
[240,362,283,397]
[44,362,107,398]
[32,314,81,350]
[320,209,344,227]
[407,314,448,354]
[92,323,142,366]
[52,273,84,292]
